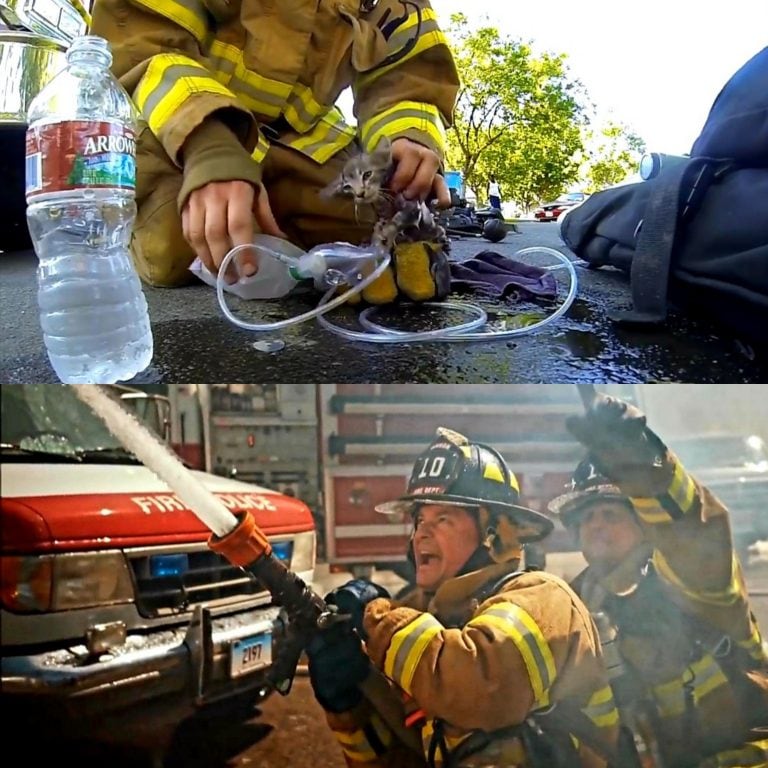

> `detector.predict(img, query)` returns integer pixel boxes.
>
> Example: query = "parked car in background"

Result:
[666,432,768,562]
[534,192,588,222]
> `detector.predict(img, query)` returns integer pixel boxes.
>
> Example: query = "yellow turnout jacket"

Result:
[90,0,459,191]
[324,560,620,768]
[572,451,768,768]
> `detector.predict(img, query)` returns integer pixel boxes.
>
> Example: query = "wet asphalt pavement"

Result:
[2,222,766,383]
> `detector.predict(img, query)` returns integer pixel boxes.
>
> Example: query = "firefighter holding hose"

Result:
[305,427,624,768]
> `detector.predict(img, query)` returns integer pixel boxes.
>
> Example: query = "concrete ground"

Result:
[2,223,766,383]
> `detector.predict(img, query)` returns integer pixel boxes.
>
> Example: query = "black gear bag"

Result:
[560,46,768,349]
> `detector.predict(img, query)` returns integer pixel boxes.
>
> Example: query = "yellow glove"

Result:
[345,241,451,305]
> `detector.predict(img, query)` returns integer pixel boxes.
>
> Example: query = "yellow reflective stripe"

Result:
[207,40,291,118]
[134,55,236,136]
[711,738,768,767]
[630,461,697,522]
[131,0,209,43]
[666,460,697,515]
[333,728,378,762]
[651,653,728,718]
[284,83,329,133]
[738,623,768,662]
[286,108,356,163]
[357,9,448,88]
[583,685,620,728]
[384,612,443,695]
[360,101,446,152]
[251,131,270,164]
[653,550,742,607]
[630,496,673,524]
[483,462,504,483]
[468,602,556,708]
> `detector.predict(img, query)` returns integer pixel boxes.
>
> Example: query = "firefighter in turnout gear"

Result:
[90,0,459,297]
[549,394,768,768]
[306,427,622,768]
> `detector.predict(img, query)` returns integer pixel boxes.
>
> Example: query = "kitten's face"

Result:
[322,139,392,204]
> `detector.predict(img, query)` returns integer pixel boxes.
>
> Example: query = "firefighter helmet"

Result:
[547,457,630,529]
[376,427,553,543]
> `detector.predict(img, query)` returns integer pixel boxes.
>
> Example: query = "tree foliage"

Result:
[444,14,645,210]
[581,123,646,193]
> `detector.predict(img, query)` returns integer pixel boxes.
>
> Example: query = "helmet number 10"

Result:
[417,456,446,479]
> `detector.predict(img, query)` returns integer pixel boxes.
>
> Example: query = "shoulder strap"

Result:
[610,157,732,327]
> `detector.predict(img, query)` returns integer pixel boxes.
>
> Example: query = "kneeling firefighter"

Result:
[305,427,624,768]
[549,394,768,768]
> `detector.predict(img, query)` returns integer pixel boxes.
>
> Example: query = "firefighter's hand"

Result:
[305,625,370,713]
[566,394,667,476]
[390,138,450,208]
[325,579,390,640]
[182,180,286,282]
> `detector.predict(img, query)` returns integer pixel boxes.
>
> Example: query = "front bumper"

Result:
[1,603,284,722]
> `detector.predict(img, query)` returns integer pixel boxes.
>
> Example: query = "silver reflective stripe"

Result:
[652,653,728,717]
[471,604,554,701]
[386,613,443,693]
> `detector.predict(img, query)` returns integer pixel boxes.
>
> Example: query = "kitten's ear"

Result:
[319,174,343,199]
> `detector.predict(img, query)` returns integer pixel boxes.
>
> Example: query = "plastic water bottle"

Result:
[25,35,153,383]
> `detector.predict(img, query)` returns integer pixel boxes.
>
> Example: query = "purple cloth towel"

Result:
[449,250,558,300]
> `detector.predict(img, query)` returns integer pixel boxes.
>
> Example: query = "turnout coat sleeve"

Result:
[350,0,460,158]
[90,0,262,176]
[613,450,765,656]
[325,567,618,768]
[363,571,609,730]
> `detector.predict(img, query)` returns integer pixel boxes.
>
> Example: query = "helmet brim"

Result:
[376,493,554,543]
[547,485,627,528]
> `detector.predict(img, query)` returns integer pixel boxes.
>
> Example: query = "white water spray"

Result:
[73,385,238,537]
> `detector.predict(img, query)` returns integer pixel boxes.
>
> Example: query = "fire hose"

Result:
[72,385,420,752]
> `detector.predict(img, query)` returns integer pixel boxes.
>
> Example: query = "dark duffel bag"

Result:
[560,46,768,349]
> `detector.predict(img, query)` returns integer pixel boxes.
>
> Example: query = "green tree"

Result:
[445,14,588,211]
[582,122,646,192]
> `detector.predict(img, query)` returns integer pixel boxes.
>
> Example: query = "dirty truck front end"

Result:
[0,384,316,743]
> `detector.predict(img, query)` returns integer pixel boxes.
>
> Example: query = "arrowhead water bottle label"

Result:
[25,121,136,199]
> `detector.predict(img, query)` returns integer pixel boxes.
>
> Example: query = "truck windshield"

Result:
[1,385,150,459]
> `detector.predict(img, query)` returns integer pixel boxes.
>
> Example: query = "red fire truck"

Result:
[0,384,316,752]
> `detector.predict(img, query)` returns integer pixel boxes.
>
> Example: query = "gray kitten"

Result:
[321,138,448,254]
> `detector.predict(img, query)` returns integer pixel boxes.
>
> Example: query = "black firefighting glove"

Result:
[305,624,370,713]
[347,241,451,305]
[325,578,391,640]
[566,394,668,485]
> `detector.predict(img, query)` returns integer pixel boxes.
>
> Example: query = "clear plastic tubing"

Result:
[216,243,392,331]
[317,247,578,343]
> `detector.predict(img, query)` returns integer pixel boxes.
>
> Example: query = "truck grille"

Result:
[127,546,268,617]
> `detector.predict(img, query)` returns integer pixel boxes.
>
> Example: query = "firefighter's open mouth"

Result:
[417,552,439,566]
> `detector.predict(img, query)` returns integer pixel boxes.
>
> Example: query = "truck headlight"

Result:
[290,531,316,575]
[1,552,133,613]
